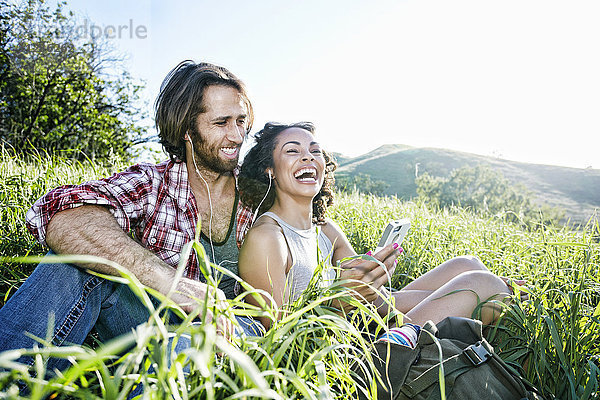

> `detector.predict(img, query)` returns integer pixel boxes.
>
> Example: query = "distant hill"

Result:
[334,145,600,224]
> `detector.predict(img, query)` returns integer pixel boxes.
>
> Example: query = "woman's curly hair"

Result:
[239,122,337,224]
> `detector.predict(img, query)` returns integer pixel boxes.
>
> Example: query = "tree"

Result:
[416,164,565,225]
[0,0,150,161]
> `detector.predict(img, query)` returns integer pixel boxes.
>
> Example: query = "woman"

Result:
[238,122,511,333]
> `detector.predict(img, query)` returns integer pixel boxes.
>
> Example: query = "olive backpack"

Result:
[359,316,546,400]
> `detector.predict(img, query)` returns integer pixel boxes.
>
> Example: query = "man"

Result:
[0,60,400,374]
[0,60,257,371]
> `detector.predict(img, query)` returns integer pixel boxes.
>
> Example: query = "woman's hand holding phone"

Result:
[338,242,403,306]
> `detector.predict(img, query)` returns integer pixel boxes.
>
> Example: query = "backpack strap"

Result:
[488,351,545,399]
[400,340,495,397]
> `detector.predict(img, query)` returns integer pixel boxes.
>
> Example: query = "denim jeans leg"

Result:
[0,254,150,373]
[94,281,155,343]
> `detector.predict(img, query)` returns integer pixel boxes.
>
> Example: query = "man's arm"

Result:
[46,205,174,292]
[46,205,230,331]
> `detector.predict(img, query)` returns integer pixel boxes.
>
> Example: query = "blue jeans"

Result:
[0,254,263,373]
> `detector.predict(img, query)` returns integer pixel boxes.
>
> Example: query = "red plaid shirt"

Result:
[25,160,255,281]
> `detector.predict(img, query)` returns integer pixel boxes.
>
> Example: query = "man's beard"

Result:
[189,130,239,174]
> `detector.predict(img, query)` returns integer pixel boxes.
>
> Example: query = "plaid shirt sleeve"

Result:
[25,164,158,246]
[235,201,255,249]
[233,166,255,248]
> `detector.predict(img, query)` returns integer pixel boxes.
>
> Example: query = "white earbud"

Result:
[268,170,272,179]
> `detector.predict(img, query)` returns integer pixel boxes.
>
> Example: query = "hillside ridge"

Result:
[335,144,600,223]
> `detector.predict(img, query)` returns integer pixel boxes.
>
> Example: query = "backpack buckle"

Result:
[464,341,492,366]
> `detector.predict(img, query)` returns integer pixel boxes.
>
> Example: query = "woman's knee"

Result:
[457,270,509,299]
[438,255,488,278]
[456,255,488,271]
[461,270,510,324]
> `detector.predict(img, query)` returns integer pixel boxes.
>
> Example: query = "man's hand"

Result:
[169,278,234,338]
[338,243,402,307]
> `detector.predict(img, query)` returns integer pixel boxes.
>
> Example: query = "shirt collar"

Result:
[165,160,241,210]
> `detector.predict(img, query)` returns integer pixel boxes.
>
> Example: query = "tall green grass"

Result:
[331,191,600,399]
[0,253,382,399]
[1,150,599,398]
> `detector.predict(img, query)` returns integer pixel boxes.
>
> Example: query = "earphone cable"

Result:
[251,171,272,227]
[189,139,217,272]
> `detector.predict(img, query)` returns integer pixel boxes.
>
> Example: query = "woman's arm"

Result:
[238,221,290,329]
[320,218,357,264]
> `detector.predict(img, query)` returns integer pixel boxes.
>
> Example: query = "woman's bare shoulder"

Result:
[247,215,283,237]
[320,217,344,238]
[239,214,289,275]
[319,217,356,260]
[242,215,287,252]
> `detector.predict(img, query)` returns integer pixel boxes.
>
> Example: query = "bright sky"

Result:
[66,0,599,169]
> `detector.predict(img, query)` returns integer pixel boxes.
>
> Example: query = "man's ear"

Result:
[265,169,273,179]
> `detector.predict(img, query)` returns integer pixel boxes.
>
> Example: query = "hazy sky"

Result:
[66,0,599,169]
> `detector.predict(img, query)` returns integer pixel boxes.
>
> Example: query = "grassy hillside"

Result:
[336,145,600,224]
[1,151,599,399]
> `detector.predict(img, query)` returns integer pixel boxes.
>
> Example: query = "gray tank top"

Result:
[199,195,240,300]
[258,212,335,302]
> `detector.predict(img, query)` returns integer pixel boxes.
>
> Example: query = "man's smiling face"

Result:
[189,85,248,173]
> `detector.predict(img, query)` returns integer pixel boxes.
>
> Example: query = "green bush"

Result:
[1,0,150,161]
[415,164,566,227]
[335,173,390,197]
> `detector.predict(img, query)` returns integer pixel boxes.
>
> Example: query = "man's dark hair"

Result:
[239,122,337,224]
[155,60,254,162]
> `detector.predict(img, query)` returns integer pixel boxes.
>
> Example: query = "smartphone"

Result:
[375,219,411,253]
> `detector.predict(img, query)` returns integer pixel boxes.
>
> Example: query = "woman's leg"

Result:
[402,255,488,292]
[390,255,490,313]
[403,270,510,326]
[389,289,431,314]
